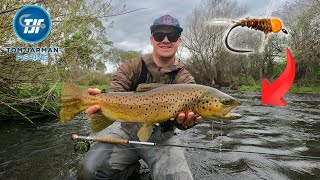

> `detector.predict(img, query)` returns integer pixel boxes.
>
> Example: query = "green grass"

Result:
[82,84,109,90]
[240,85,261,91]
[240,84,320,94]
[54,83,109,95]
[289,85,320,94]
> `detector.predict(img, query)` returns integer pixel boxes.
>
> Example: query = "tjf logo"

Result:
[22,15,45,34]
[13,6,51,43]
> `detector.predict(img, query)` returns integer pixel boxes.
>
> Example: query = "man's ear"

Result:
[177,37,182,46]
[150,35,153,44]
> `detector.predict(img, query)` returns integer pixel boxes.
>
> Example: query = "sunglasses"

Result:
[152,32,180,42]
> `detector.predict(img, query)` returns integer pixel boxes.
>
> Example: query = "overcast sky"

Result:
[105,0,290,72]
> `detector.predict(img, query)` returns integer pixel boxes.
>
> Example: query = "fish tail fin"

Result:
[60,83,86,123]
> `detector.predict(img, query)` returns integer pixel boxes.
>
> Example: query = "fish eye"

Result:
[220,98,232,105]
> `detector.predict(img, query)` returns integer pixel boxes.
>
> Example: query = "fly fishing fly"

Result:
[207,17,288,53]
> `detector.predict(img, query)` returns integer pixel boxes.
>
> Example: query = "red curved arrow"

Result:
[262,48,296,106]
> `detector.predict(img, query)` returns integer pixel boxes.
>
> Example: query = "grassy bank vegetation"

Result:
[237,74,320,94]
[240,84,320,94]
[0,70,112,121]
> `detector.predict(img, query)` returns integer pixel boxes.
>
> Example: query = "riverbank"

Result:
[240,84,320,94]
[0,83,110,121]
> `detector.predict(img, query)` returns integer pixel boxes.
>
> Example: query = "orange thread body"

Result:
[239,18,283,34]
[270,18,283,32]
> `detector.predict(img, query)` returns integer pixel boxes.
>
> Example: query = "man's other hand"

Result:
[85,88,101,115]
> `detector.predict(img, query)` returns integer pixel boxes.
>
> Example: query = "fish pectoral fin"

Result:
[137,123,154,141]
[136,83,164,92]
[91,112,114,132]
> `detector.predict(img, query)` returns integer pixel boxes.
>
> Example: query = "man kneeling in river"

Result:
[77,14,202,180]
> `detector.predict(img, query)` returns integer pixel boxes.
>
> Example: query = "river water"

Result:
[0,91,319,180]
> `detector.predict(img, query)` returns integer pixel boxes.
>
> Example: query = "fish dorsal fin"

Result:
[137,123,154,141]
[136,83,163,92]
[91,112,114,132]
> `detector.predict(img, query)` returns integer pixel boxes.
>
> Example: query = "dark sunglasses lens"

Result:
[167,33,179,42]
[153,32,179,42]
[153,32,166,42]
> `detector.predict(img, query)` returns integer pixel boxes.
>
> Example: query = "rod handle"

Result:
[92,136,129,144]
[71,134,129,144]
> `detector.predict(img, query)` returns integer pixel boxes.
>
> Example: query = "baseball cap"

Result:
[150,14,183,34]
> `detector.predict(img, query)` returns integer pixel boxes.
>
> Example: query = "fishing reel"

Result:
[74,141,90,154]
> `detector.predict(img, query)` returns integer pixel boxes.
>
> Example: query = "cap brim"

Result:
[150,25,183,34]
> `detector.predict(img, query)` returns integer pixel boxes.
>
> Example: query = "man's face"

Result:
[150,27,181,59]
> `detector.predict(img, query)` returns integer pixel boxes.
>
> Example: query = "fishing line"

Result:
[219,120,223,167]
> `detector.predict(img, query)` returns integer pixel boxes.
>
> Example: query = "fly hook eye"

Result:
[281,28,288,34]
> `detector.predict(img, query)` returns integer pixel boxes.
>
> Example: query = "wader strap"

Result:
[131,58,148,91]
[132,58,179,91]
[137,59,148,86]
[167,70,179,84]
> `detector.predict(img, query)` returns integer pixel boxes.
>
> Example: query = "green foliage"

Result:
[86,71,111,86]
[240,85,261,91]
[83,84,109,90]
[290,84,320,94]
[0,83,59,120]
[120,50,141,60]
[233,73,257,86]
[96,61,107,73]
[108,48,142,67]
[311,68,320,82]
[0,80,111,120]
[59,15,112,70]
[240,84,320,94]
[63,69,112,86]
[272,61,286,78]
[54,83,109,96]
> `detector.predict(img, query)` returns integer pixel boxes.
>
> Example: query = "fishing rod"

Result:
[71,134,320,160]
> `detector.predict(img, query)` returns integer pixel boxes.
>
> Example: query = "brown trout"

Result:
[60,83,241,141]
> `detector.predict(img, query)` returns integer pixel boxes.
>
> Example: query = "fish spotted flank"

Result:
[60,83,241,141]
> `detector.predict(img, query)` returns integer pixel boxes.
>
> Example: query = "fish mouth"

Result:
[220,99,242,120]
[210,111,242,120]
